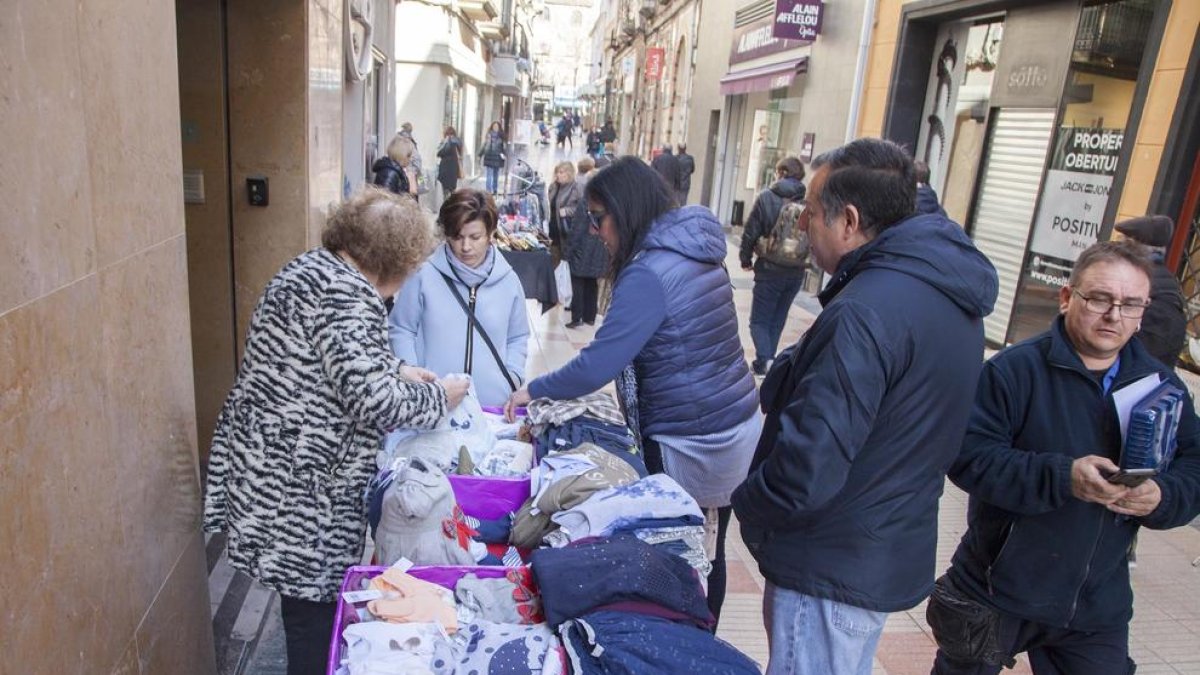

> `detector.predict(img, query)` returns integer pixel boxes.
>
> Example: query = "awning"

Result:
[719,58,808,96]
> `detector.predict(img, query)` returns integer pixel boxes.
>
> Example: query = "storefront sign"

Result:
[800,132,816,163]
[645,48,665,81]
[729,16,807,66]
[1027,127,1124,269]
[989,1,1076,108]
[773,1,823,41]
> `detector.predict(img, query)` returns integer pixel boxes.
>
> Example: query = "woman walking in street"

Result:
[372,134,418,198]
[390,188,529,407]
[563,157,608,327]
[547,160,582,269]
[435,126,463,198]
[479,121,506,194]
[505,157,760,627]
[203,187,469,675]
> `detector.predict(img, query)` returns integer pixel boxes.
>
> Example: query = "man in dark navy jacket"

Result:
[930,240,1200,674]
[732,138,999,674]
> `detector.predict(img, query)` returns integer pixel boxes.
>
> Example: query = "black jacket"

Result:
[732,212,999,612]
[946,318,1200,630]
[600,124,616,143]
[651,152,681,192]
[372,157,411,197]
[564,198,611,279]
[677,153,695,192]
[1138,259,1187,368]
[435,137,462,188]
[739,177,806,280]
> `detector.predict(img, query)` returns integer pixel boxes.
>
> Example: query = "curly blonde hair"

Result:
[322,186,435,284]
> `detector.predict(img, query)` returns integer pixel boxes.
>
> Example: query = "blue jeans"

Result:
[750,277,803,368]
[485,165,500,193]
[763,583,886,675]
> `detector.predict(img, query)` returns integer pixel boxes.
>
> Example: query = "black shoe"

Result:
[752,362,767,376]
[584,320,595,326]
[566,320,584,328]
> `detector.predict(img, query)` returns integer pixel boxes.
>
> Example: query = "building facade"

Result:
[857,0,1200,349]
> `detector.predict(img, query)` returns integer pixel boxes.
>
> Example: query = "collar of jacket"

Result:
[817,229,884,307]
[1045,315,1161,390]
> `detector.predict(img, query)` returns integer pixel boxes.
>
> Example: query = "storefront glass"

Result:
[1007,0,1159,343]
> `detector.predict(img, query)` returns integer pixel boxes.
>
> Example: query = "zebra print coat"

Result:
[203,248,448,602]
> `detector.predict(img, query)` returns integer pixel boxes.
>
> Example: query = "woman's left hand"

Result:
[505,386,532,422]
[399,365,438,383]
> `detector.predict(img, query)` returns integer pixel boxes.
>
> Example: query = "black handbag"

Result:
[438,273,519,392]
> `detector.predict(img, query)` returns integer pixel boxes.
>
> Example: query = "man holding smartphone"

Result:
[929,240,1200,674]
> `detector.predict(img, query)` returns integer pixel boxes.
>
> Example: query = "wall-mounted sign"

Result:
[773,1,824,41]
[645,47,665,81]
[800,132,816,163]
[989,0,1076,108]
[729,17,808,66]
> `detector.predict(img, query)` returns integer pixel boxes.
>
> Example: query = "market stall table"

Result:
[500,249,557,312]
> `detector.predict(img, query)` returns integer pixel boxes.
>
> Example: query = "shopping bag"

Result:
[555,261,573,307]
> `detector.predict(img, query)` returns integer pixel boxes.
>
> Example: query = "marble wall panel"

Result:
[0,277,138,673]
[308,0,345,246]
[226,0,310,345]
[134,533,216,674]
[177,0,237,463]
[78,0,187,267]
[0,0,96,313]
[98,237,203,615]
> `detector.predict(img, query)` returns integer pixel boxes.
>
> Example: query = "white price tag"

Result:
[341,589,383,604]
[390,556,414,572]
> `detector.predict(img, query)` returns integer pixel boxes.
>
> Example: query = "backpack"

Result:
[756,196,808,268]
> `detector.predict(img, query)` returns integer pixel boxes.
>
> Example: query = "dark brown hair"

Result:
[1069,239,1155,288]
[439,188,498,238]
[322,186,436,283]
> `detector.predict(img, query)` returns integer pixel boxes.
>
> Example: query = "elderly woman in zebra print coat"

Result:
[202,187,469,674]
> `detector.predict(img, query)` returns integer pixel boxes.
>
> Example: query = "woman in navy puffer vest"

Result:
[506,156,759,625]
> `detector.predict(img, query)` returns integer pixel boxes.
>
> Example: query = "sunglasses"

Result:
[587,209,607,232]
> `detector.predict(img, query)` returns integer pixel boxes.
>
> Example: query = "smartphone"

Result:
[1106,469,1156,487]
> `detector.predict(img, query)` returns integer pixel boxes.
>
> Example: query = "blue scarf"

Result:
[445,243,495,288]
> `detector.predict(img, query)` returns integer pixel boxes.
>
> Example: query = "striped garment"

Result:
[203,248,448,602]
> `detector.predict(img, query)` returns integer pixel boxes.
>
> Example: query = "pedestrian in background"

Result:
[676,143,695,205]
[479,121,506,194]
[203,187,469,675]
[547,160,583,269]
[506,157,760,628]
[929,240,1200,674]
[372,134,418,199]
[564,156,607,327]
[739,156,807,376]
[733,138,998,675]
[398,121,425,194]
[586,126,603,157]
[600,119,617,145]
[914,160,946,216]
[1114,215,1187,368]
[389,188,529,407]
[435,126,463,203]
[650,144,681,205]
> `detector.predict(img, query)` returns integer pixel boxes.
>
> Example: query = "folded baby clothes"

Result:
[531,535,713,629]
[454,621,561,675]
[475,439,535,477]
[454,571,544,625]
[559,611,759,675]
[367,568,459,633]
[340,621,454,675]
[547,474,703,546]
[527,393,625,427]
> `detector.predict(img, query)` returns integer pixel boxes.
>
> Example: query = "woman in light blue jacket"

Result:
[389,188,530,407]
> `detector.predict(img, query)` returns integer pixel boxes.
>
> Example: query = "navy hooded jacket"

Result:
[946,317,1200,630]
[732,212,999,612]
[529,205,758,437]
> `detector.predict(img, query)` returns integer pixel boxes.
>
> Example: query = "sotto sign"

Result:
[773,0,823,41]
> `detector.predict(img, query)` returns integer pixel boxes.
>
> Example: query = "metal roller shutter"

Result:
[970,108,1056,345]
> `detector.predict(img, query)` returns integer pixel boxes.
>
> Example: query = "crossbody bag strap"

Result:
[438,273,519,392]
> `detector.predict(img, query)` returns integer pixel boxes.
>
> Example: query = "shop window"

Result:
[1007,0,1160,344]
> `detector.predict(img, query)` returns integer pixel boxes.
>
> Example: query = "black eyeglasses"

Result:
[1072,291,1149,318]
[587,209,608,232]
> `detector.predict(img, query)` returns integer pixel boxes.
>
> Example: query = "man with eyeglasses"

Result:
[928,239,1200,674]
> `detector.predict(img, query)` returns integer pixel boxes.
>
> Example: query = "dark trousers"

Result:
[930,582,1133,675]
[280,595,338,675]
[642,437,733,629]
[571,275,599,323]
[749,276,803,368]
